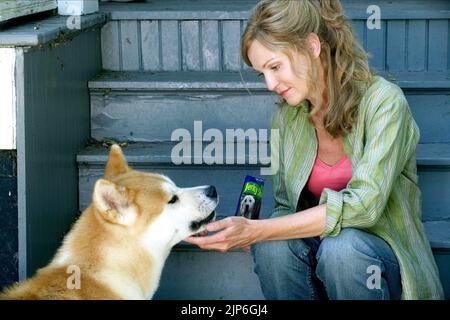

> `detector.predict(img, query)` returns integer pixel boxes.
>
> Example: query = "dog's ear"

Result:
[93,179,136,226]
[104,144,130,179]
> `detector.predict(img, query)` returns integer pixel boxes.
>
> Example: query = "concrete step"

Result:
[98,0,450,72]
[88,70,450,144]
[77,141,450,226]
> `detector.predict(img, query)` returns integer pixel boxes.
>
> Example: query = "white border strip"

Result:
[0,48,16,150]
[58,0,99,16]
[15,48,27,280]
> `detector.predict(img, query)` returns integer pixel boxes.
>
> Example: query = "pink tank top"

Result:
[307,155,352,200]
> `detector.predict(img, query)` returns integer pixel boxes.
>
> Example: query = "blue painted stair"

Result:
[77,140,450,299]
[77,0,450,299]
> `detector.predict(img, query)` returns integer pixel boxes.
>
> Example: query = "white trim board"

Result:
[0,0,57,22]
[0,48,16,150]
[58,0,99,15]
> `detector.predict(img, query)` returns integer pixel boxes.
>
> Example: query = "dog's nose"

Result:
[205,186,217,199]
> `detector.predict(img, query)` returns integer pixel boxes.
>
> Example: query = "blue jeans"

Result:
[251,228,402,300]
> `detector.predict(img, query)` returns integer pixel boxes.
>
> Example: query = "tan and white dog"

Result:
[1,144,218,300]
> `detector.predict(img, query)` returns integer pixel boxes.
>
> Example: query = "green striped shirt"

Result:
[270,75,444,299]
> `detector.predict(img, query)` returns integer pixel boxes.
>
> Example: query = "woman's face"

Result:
[247,39,311,107]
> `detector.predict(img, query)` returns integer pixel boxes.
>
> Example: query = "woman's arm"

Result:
[257,204,326,241]
[185,103,328,251]
[184,204,326,251]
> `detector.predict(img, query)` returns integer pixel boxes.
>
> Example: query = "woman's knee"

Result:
[315,228,399,282]
[316,228,362,264]
[317,228,398,267]
[315,228,401,299]
[317,229,375,271]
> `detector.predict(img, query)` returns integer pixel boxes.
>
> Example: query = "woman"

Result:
[185,0,443,300]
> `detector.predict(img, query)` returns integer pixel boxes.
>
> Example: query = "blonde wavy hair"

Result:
[241,0,374,137]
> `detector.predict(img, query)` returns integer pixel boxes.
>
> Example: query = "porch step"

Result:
[99,0,450,21]
[88,70,450,144]
[424,221,450,250]
[0,12,106,46]
[98,0,450,73]
[77,141,450,299]
[154,220,450,300]
[417,143,450,222]
[89,70,450,90]
[87,0,450,299]
[77,141,450,234]
[153,220,450,300]
[154,245,264,300]
[77,141,275,220]
[88,71,275,143]
[155,214,264,299]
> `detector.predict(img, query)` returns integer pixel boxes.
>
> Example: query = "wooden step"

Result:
[77,141,450,232]
[0,12,106,46]
[77,141,450,299]
[88,71,450,144]
[89,70,450,90]
[99,0,450,21]
[98,0,450,72]
[424,221,450,250]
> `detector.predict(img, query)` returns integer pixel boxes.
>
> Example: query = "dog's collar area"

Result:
[190,210,216,231]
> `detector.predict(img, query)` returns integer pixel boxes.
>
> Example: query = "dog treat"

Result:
[235,175,264,219]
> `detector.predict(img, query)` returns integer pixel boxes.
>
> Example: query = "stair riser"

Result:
[90,90,450,143]
[91,91,278,142]
[101,18,450,73]
[419,166,450,221]
[79,165,275,219]
[434,251,450,299]
[153,249,450,299]
[407,92,450,144]
[153,250,264,300]
[79,165,450,222]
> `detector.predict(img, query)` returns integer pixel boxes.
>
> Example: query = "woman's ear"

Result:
[307,32,321,59]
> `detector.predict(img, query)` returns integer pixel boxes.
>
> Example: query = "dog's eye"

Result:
[168,195,178,204]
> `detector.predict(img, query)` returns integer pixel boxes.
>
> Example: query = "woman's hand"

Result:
[185,216,259,252]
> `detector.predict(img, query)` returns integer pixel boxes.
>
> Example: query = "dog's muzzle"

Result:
[190,210,216,232]
[189,185,218,231]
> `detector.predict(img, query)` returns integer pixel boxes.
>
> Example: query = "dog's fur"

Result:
[0,145,218,300]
